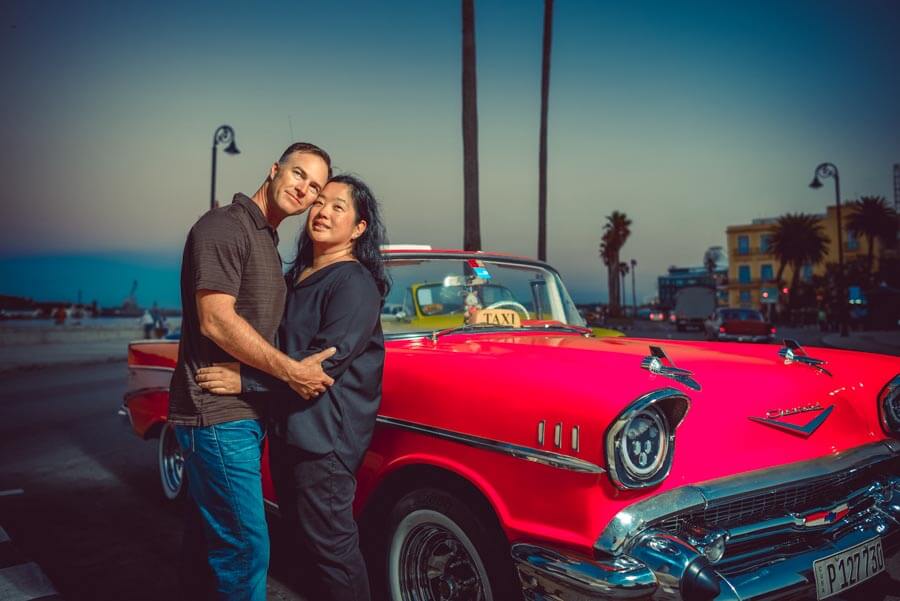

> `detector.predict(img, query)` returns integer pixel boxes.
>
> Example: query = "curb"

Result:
[0,525,64,601]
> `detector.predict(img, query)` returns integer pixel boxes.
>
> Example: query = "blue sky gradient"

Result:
[1,0,898,307]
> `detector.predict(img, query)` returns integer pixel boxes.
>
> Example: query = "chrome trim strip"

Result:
[596,440,899,555]
[128,339,179,346]
[128,365,175,373]
[537,420,545,446]
[553,422,562,448]
[375,416,605,474]
[571,425,580,452]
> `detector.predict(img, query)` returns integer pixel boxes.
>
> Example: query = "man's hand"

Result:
[196,362,242,395]
[285,347,337,400]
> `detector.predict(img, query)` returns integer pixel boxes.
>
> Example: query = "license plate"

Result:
[813,537,885,600]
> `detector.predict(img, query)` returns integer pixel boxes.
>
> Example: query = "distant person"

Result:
[140,310,154,339]
[168,142,337,601]
[197,175,388,601]
[53,306,66,325]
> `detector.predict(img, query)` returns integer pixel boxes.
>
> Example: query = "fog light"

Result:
[686,527,728,564]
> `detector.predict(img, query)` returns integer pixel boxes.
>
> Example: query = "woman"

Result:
[196,174,388,601]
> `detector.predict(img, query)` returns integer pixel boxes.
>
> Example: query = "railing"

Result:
[730,247,774,258]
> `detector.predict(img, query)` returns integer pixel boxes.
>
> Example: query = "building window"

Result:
[802,263,813,282]
[760,234,772,253]
[761,264,774,281]
[739,290,751,305]
[846,230,860,251]
[738,265,751,283]
[737,235,750,255]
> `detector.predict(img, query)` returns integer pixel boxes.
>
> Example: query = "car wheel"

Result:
[381,487,517,601]
[158,422,185,501]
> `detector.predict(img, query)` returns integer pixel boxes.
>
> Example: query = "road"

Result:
[0,363,305,601]
[1,352,898,600]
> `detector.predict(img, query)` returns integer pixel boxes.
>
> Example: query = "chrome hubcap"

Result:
[400,523,484,601]
[160,425,183,497]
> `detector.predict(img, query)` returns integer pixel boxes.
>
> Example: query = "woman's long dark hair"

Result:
[287,174,390,298]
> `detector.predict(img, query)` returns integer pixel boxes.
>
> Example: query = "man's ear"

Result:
[269,162,279,181]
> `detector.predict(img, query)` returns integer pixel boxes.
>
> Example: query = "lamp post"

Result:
[210,125,240,210]
[809,162,848,337]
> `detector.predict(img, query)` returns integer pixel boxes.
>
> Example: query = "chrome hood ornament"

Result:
[640,346,701,391]
[749,402,834,437]
[778,339,831,377]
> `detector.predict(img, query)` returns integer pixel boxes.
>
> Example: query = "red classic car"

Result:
[122,248,900,601]
[703,308,776,343]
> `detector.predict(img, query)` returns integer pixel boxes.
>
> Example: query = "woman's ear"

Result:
[352,220,368,241]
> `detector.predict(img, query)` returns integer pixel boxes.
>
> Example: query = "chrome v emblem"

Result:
[749,404,834,437]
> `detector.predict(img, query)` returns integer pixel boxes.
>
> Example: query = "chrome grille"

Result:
[654,461,893,533]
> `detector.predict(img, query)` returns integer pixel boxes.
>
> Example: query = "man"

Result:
[169,142,335,601]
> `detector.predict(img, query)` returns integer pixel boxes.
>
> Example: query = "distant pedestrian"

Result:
[140,310,154,339]
[53,306,67,325]
[817,307,827,332]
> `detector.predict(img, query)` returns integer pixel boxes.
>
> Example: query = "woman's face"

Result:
[307,182,367,248]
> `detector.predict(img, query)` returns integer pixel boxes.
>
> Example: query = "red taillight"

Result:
[770,327,776,334]
[719,326,726,333]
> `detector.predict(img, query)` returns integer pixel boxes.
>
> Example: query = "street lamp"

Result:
[809,162,848,337]
[210,125,240,210]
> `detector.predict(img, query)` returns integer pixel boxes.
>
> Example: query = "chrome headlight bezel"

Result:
[878,374,900,437]
[605,388,690,489]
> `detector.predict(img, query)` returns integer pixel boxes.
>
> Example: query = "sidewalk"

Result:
[0,339,129,373]
[822,330,900,356]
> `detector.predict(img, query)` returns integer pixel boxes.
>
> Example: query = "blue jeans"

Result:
[175,419,269,601]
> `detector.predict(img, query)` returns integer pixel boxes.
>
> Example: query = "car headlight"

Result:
[606,389,689,489]
[879,374,900,437]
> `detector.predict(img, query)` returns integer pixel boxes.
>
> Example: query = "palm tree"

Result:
[462,0,481,250]
[537,0,554,261]
[618,262,630,311]
[600,211,632,316]
[846,195,897,283]
[771,213,830,311]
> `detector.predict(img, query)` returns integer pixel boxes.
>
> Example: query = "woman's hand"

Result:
[196,362,242,395]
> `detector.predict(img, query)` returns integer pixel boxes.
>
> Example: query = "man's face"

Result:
[268,151,329,218]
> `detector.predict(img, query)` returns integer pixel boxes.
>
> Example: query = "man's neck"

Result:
[250,183,284,230]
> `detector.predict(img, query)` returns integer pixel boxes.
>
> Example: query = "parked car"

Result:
[704,307,776,342]
[122,248,900,601]
[673,286,717,332]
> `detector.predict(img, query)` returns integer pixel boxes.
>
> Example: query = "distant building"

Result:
[725,205,879,309]
[657,265,727,310]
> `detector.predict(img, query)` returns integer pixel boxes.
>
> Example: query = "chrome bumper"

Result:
[513,442,900,600]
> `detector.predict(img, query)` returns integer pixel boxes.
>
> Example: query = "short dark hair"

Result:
[278,142,333,179]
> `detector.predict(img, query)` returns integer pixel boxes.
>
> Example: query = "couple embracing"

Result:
[168,142,388,601]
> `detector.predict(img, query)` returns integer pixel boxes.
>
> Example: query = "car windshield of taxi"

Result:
[380,255,587,336]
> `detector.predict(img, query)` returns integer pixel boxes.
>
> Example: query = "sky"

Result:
[1,0,898,308]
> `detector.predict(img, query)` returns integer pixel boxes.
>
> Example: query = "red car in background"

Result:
[704,307,776,343]
[122,248,900,601]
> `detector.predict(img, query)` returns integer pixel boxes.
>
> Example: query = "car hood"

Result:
[383,332,899,491]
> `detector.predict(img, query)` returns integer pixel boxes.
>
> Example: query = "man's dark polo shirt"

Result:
[168,194,287,426]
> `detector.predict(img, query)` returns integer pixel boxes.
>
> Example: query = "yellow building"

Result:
[725,205,878,309]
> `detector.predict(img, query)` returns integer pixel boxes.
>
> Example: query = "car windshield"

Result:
[381,256,585,336]
[721,309,764,321]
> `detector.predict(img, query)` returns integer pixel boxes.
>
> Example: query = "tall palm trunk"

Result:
[865,233,875,284]
[461,0,481,251]
[537,0,553,261]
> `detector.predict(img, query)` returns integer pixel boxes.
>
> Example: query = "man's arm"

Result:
[196,290,335,398]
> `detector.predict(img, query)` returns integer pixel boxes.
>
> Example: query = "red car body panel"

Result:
[125,329,899,560]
